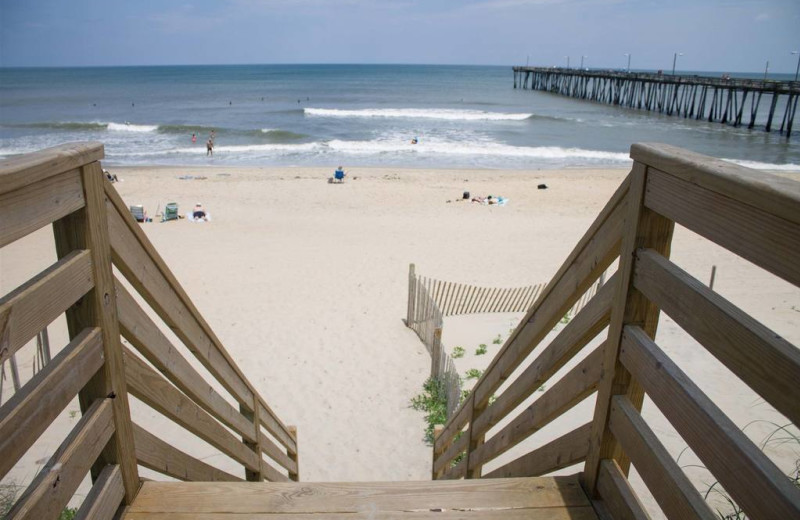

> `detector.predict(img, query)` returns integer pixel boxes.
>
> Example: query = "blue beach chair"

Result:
[334,167,345,183]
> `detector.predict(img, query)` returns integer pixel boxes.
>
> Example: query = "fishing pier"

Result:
[513,66,800,138]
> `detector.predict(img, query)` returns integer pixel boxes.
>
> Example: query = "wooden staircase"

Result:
[123,476,596,519]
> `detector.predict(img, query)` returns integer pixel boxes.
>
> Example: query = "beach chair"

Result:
[334,169,345,183]
[129,205,146,222]
[162,202,179,222]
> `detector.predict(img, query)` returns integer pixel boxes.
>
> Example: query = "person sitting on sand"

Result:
[193,203,208,221]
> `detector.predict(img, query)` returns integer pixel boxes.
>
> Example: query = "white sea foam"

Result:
[305,107,532,121]
[326,139,631,161]
[723,158,800,172]
[106,122,159,132]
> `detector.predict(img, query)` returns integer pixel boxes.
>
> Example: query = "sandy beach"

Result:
[3,163,798,513]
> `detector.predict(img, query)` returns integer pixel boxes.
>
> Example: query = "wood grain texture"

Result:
[596,459,651,520]
[126,476,591,514]
[584,162,674,494]
[470,345,604,470]
[644,166,800,288]
[0,167,84,249]
[258,401,296,454]
[6,398,114,520]
[0,249,93,364]
[123,348,261,472]
[132,423,242,482]
[482,422,592,479]
[630,142,800,227]
[75,464,125,520]
[620,325,800,519]
[633,248,800,426]
[0,142,104,194]
[123,508,598,520]
[0,327,103,478]
[608,395,715,520]
[115,280,257,443]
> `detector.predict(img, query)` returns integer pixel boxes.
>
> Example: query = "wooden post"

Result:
[52,161,140,503]
[287,426,299,481]
[240,403,263,481]
[709,265,717,290]
[432,424,444,479]
[407,264,416,326]
[431,327,443,378]
[583,161,675,495]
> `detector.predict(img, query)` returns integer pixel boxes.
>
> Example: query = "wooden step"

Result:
[124,475,597,519]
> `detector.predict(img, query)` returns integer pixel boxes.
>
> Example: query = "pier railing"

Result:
[432,143,800,518]
[0,143,298,518]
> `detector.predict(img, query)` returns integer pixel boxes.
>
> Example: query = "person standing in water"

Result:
[191,133,197,143]
[206,138,213,156]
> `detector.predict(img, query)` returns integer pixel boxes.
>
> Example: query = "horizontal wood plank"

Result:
[132,423,242,482]
[433,432,468,477]
[0,249,93,363]
[633,248,800,426]
[257,401,296,455]
[6,398,114,520]
[441,456,466,480]
[609,395,715,520]
[75,464,125,520]
[620,325,800,519]
[473,283,613,437]
[483,422,592,479]
[0,327,104,478]
[115,280,257,443]
[0,142,103,194]
[470,345,604,470]
[259,459,289,483]
[0,167,84,249]
[258,430,296,474]
[123,348,261,472]
[631,142,800,227]
[123,508,598,520]
[644,166,800,288]
[596,459,651,520]
[127,476,591,514]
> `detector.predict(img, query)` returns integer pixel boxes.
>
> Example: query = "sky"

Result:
[1,0,799,73]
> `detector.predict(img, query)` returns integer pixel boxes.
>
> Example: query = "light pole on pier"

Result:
[565,56,570,69]
[764,60,769,80]
[580,55,588,69]
[624,53,631,72]
[793,51,800,81]
[672,52,683,75]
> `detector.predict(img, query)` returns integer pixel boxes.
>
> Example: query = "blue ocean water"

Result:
[1,64,798,170]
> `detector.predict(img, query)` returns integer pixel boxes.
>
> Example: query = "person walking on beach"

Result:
[206,138,213,156]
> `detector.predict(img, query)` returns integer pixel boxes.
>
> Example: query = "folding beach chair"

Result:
[129,205,146,222]
[162,202,179,222]
[334,169,345,183]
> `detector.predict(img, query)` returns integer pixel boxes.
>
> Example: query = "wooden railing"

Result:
[0,143,298,519]
[432,143,800,518]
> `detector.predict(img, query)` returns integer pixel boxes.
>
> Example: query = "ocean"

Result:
[1,64,798,171]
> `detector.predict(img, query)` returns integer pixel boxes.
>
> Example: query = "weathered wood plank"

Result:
[0,142,104,194]
[75,464,124,520]
[123,348,261,472]
[259,459,289,483]
[0,167,84,249]
[621,325,800,519]
[123,508,598,520]
[473,281,613,435]
[631,142,800,227]
[441,456,467,480]
[115,280,257,443]
[609,395,715,520]
[106,202,254,409]
[633,248,800,426]
[127,476,591,514]
[6,398,114,520]
[258,400,296,455]
[0,249,93,364]
[258,430,297,474]
[482,422,592,479]
[596,459,651,520]
[644,166,800,288]
[0,327,103,478]
[132,422,241,482]
[470,190,625,412]
[470,345,603,470]
[433,431,469,477]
